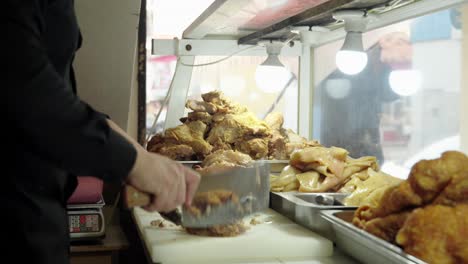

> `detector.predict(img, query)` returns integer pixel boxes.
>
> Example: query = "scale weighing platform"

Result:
[68,198,106,240]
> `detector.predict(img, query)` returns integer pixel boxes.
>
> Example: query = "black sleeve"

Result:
[5,0,137,182]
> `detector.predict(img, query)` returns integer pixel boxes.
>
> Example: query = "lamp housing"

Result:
[333,10,375,75]
[255,41,292,93]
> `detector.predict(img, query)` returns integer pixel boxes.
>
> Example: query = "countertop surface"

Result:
[132,207,358,264]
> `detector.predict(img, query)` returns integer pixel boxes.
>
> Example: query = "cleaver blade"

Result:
[181,162,270,228]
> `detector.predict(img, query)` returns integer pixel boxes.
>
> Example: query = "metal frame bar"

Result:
[238,0,466,45]
[461,4,468,153]
[298,45,313,139]
[183,0,252,39]
[238,0,354,45]
[152,39,302,56]
[315,0,468,47]
[163,56,195,130]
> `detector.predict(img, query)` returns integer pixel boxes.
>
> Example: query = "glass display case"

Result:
[145,1,467,178]
[138,1,468,263]
[312,6,465,178]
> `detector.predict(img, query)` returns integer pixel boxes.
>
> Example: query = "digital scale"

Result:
[67,198,106,240]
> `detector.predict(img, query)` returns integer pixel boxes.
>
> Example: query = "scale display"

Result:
[68,208,105,240]
[69,214,101,233]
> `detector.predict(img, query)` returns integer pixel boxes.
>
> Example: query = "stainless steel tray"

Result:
[320,210,427,264]
[177,161,202,169]
[260,160,289,173]
[178,160,288,172]
[270,192,356,241]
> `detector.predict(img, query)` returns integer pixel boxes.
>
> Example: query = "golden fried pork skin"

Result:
[396,204,468,264]
[355,151,468,222]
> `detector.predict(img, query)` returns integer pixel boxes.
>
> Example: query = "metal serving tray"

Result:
[320,210,427,264]
[260,160,289,173]
[177,161,202,169]
[178,160,288,172]
[270,192,357,241]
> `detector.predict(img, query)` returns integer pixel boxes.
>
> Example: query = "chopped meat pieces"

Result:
[185,221,248,237]
[183,189,247,237]
[186,99,217,114]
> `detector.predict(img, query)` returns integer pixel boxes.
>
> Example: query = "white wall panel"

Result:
[74,0,140,131]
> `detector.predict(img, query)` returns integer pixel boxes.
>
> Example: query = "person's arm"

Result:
[6,0,135,181]
[6,0,200,211]
[107,119,200,210]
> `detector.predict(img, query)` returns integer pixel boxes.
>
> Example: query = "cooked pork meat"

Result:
[264,112,288,159]
[185,99,217,114]
[201,91,225,104]
[352,151,468,263]
[165,121,212,158]
[185,189,239,216]
[185,221,247,237]
[201,91,248,114]
[268,132,288,160]
[290,146,348,177]
[285,129,321,156]
[147,134,195,160]
[183,189,248,237]
[209,137,233,153]
[234,138,269,159]
[360,210,411,243]
[187,111,213,125]
[271,146,379,194]
[146,133,166,152]
[264,112,284,131]
[206,112,271,152]
[148,91,319,161]
[395,204,468,264]
[155,144,195,160]
[432,170,468,206]
[342,169,402,207]
[196,150,252,175]
[355,151,468,222]
[201,150,252,168]
[212,113,225,122]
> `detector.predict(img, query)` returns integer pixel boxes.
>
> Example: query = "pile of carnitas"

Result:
[146,91,319,161]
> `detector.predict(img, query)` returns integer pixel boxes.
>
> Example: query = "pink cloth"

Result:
[67,176,103,204]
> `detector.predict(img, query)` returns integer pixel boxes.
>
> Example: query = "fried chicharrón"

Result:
[396,204,468,264]
[352,151,468,264]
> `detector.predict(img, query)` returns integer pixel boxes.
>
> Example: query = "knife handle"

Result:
[123,185,152,208]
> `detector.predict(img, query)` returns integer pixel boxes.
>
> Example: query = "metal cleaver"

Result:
[124,162,270,228]
[181,161,270,228]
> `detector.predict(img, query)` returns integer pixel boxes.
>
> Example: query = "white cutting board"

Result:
[133,207,334,264]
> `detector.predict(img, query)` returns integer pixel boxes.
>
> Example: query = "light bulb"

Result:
[389,69,422,96]
[255,65,292,93]
[335,50,368,75]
